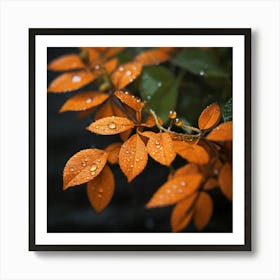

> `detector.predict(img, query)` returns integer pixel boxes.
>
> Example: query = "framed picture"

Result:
[29,28,251,251]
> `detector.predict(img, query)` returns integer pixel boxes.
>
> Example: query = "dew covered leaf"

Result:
[63,149,108,190]
[114,90,145,112]
[87,165,115,213]
[198,102,221,130]
[222,98,232,122]
[59,91,109,112]
[146,132,176,166]
[171,193,197,232]
[111,62,142,89]
[146,174,203,208]
[139,65,178,122]
[206,121,232,142]
[173,163,200,178]
[193,192,213,230]
[48,54,86,71]
[87,116,135,135]
[47,71,95,93]
[218,162,232,200]
[173,141,209,165]
[105,142,122,164]
[119,134,148,182]
[171,49,226,77]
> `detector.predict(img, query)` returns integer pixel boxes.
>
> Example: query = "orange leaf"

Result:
[206,121,233,142]
[218,163,232,200]
[135,49,170,65]
[105,142,122,164]
[87,116,135,135]
[86,165,115,213]
[146,174,203,208]
[173,141,209,165]
[193,192,213,230]
[47,71,95,93]
[173,163,200,178]
[59,91,109,112]
[203,178,218,190]
[111,62,142,89]
[77,107,95,119]
[80,47,100,65]
[146,133,176,166]
[104,47,125,59]
[63,149,108,190]
[114,91,145,112]
[48,54,86,71]
[119,134,148,182]
[95,101,114,120]
[141,115,163,127]
[171,193,197,232]
[105,58,118,74]
[198,102,221,130]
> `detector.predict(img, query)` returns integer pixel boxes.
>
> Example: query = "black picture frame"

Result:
[29,28,251,251]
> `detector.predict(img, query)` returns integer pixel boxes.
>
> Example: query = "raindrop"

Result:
[147,96,151,100]
[86,97,92,103]
[81,161,87,167]
[108,122,116,129]
[178,188,183,193]
[136,99,141,103]
[130,164,134,168]
[97,159,101,163]
[97,194,102,199]
[95,64,100,70]
[199,70,205,76]
[214,169,219,175]
[180,181,186,186]
[91,171,95,176]
[129,78,133,82]
[166,189,171,194]
[155,140,160,145]
[99,188,104,193]
[124,91,129,95]
[86,176,90,180]
[157,82,162,87]
[70,167,75,172]
[126,70,132,76]
[72,75,82,83]
[125,150,129,154]
[135,158,140,162]
[119,66,124,71]
[90,164,97,172]
[156,145,161,149]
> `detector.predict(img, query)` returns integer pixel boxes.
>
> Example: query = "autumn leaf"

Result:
[48,54,86,71]
[47,71,95,93]
[198,102,221,130]
[146,133,176,166]
[111,62,142,89]
[119,134,148,182]
[146,174,203,208]
[193,192,213,230]
[105,142,122,164]
[87,165,115,213]
[104,58,118,74]
[114,90,145,112]
[59,91,109,112]
[173,163,200,178]
[207,121,232,142]
[63,149,108,190]
[218,163,232,200]
[173,141,209,165]
[203,178,219,190]
[171,193,197,232]
[141,115,163,128]
[135,48,171,66]
[87,116,135,135]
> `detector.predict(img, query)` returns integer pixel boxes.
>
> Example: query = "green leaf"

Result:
[222,98,232,121]
[171,49,227,77]
[139,66,179,122]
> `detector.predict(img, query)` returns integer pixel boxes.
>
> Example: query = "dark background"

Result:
[47,47,232,233]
